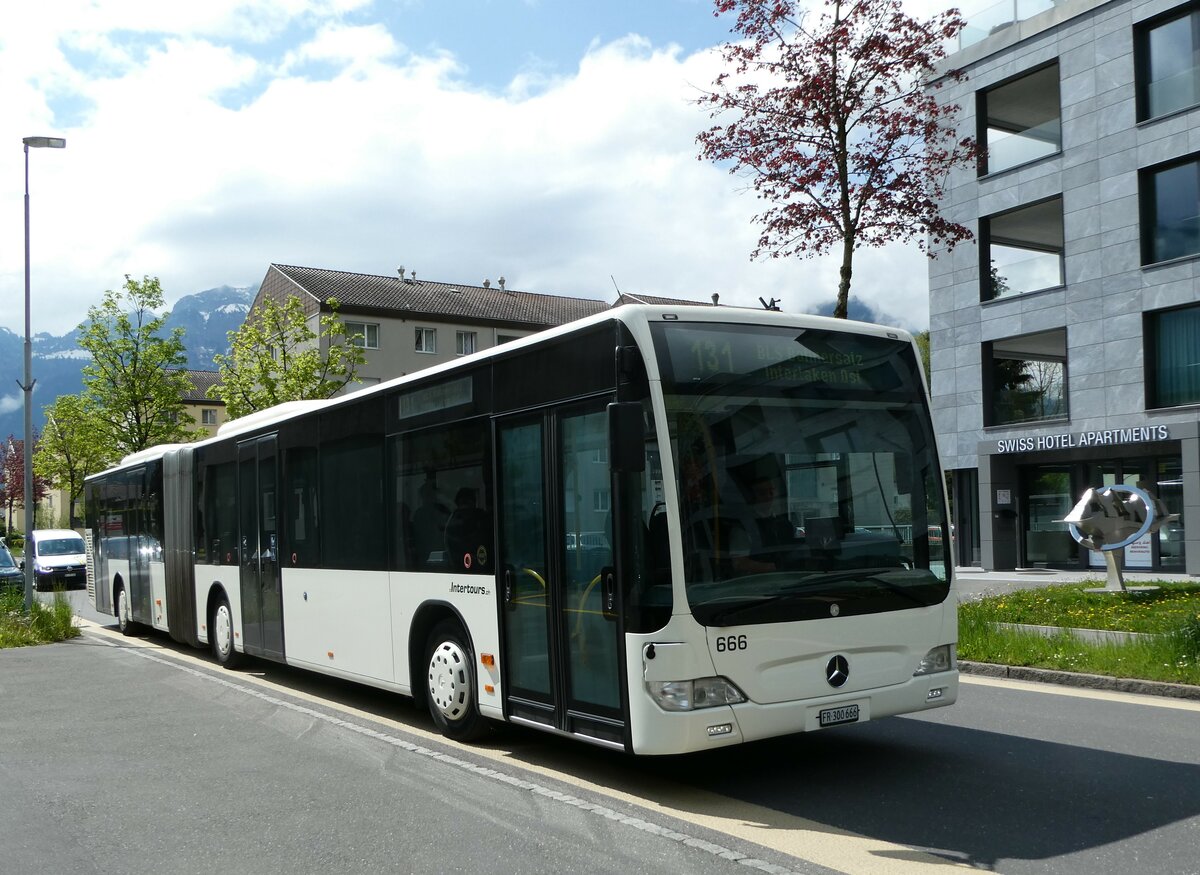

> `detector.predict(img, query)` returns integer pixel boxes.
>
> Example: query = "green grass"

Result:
[959,582,1200,686]
[0,588,81,648]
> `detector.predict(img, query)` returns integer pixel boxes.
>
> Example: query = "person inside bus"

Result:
[729,472,794,574]
[444,486,490,573]
[411,480,450,569]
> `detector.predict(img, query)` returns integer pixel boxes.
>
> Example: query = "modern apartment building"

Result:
[929,0,1200,574]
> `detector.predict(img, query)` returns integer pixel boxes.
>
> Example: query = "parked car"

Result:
[0,541,22,594]
[27,529,87,591]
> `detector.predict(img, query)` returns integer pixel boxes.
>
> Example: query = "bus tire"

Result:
[425,620,489,742]
[211,594,241,668]
[115,583,139,636]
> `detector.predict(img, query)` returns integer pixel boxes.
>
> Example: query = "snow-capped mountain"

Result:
[0,284,256,442]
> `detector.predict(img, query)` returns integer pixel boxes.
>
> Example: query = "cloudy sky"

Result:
[1,0,962,338]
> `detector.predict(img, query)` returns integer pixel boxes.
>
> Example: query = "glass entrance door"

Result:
[1020,465,1077,568]
[497,405,626,745]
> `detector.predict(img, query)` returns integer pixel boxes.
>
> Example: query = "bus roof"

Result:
[85,304,914,480]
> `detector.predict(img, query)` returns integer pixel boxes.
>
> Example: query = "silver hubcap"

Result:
[428,639,471,721]
[214,604,233,657]
[117,590,127,628]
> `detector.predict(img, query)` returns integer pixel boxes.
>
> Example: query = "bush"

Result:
[0,590,79,647]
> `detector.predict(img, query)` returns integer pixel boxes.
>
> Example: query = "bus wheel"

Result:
[211,595,241,668]
[425,620,488,742]
[116,584,138,636]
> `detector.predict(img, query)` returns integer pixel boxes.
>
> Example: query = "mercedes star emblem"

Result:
[826,654,849,688]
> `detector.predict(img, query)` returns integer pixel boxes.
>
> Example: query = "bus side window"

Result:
[392,418,492,574]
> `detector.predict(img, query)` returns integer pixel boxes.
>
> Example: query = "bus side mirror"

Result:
[608,402,645,473]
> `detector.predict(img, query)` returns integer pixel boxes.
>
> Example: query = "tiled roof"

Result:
[176,369,223,404]
[270,264,611,329]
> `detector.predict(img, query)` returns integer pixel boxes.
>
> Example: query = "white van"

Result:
[28,529,87,591]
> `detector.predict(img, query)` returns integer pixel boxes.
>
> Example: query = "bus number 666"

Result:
[716,635,748,652]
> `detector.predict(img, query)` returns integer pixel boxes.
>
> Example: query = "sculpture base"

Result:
[1080,550,1164,593]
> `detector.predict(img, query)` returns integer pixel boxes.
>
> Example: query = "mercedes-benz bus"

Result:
[85,304,956,755]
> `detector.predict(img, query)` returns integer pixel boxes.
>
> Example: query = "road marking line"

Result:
[83,623,970,874]
[961,674,1200,711]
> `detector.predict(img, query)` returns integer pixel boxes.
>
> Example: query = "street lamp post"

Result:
[21,135,66,613]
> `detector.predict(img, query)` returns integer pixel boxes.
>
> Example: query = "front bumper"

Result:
[631,671,958,755]
[34,565,87,590]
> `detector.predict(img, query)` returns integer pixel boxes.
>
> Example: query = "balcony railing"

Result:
[959,0,1057,50]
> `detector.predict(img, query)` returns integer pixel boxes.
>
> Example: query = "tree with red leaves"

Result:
[0,435,49,535]
[698,0,978,318]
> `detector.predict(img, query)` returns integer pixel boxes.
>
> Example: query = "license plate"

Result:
[819,704,860,727]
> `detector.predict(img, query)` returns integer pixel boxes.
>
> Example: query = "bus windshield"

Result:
[651,321,950,626]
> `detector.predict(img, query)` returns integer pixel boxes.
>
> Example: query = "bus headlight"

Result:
[647,677,746,712]
[913,644,956,676]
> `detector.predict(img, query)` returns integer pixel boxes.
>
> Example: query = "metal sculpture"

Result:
[1060,483,1177,592]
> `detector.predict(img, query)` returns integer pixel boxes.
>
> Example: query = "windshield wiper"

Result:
[701,569,936,625]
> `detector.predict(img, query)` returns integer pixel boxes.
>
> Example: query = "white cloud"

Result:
[0,4,943,341]
[280,22,401,74]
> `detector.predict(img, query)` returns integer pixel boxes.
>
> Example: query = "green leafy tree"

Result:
[34,394,116,526]
[913,330,930,386]
[78,275,198,456]
[210,295,365,420]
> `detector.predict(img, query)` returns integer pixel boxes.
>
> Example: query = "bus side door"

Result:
[238,435,283,659]
[497,404,627,748]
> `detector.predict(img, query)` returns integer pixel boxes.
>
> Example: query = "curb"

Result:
[959,660,1200,701]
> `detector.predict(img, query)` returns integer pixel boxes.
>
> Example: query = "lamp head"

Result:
[23,136,66,149]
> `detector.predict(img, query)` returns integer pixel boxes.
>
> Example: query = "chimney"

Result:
[398,265,405,278]
[498,276,506,291]
[483,279,491,288]
[711,293,720,306]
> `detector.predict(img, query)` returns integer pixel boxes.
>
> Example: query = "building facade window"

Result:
[201,409,218,426]
[593,489,611,512]
[497,334,520,345]
[1136,4,1200,121]
[983,329,1068,426]
[346,321,379,349]
[1141,154,1200,264]
[415,327,437,354]
[456,330,477,356]
[977,62,1062,175]
[1146,303,1200,407]
[980,197,1065,300]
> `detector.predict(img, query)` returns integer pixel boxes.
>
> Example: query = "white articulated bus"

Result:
[85,305,957,755]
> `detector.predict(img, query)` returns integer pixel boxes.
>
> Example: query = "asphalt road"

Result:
[11,591,1200,874]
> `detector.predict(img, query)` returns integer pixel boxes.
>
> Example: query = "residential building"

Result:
[251,264,619,387]
[179,369,228,437]
[929,0,1200,574]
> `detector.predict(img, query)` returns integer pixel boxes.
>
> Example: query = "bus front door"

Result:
[497,406,627,749]
[237,435,283,660]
